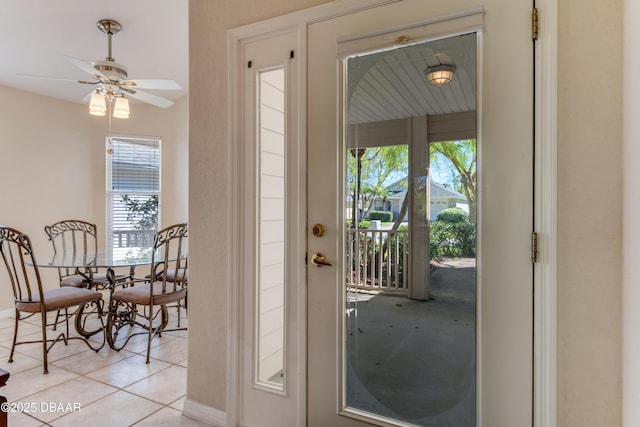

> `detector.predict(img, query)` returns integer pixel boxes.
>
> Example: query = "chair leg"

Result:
[8,310,19,364]
[105,298,119,350]
[146,306,153,364]
[65,308,71,341]
[53,309,61,331]
[40,311,48,374]
[177,290,187,327]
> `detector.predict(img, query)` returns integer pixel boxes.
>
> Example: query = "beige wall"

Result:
[557,1,622,425]
[0,86,95,304]
[0,85,188,312]
[188,0,328,414]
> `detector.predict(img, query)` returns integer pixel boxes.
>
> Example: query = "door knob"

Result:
[311,252,333,267]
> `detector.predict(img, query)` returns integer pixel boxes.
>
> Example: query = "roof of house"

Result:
[386,177,466,201]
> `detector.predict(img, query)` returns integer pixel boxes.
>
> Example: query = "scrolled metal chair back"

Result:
[44,220,99,275]
[150,223,188,286]
[0,226,44,304]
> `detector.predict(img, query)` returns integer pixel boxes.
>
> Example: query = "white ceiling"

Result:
[0,1,474,121]
[0,0,188,105]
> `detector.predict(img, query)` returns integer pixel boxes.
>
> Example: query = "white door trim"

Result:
[533,1,558,426]
[227,1,558,426]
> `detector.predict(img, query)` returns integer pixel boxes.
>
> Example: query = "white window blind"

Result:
[106,136,161,258]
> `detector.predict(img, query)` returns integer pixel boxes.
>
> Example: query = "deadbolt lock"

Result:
[312,224,325,237]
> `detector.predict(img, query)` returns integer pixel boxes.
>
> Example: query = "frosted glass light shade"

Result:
[113,97,130,119]
[89,92,107,116]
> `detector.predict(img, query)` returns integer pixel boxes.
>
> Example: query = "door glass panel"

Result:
[344,33,477,425]
[257,67,286,389]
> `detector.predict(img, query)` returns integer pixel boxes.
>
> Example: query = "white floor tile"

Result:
[52,390,163,426]
[0,308,190,426]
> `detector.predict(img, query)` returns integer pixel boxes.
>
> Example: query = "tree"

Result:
[121,195,159,230]
[430,139,477,223]
[348,144,408,223]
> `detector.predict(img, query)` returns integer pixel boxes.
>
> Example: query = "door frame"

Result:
[227,1,557,426]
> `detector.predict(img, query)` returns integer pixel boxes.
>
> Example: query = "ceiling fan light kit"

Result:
[81,18,182,119]
[19,18,181,121]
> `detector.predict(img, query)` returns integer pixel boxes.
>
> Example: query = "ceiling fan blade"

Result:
[63,55,108,80]
[16,73,90,83]
[125,89,174,108]
[17,74,99,87]
[120,79,181,90]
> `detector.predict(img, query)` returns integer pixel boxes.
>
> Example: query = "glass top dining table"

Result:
[36,251,158,346]
[38,250,156,291]
[42,251,155,269]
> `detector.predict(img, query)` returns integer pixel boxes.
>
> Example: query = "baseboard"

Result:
[183,398,227,427]
[0,309,13,320]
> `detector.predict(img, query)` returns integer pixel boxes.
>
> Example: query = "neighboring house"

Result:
[372,177,468,221]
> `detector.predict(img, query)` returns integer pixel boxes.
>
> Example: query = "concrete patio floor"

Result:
[346,258,476,426]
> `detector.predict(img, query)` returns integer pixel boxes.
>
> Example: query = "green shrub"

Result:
[430,221,476,259]
[346,219,375,229]
[436,207,469,223]
[368,210,393,222]
[358,220,371,229]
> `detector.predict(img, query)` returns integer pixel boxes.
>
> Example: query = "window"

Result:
[256,67,286,389]
[106,136,161,259]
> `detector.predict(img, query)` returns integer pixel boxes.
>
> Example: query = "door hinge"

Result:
[532,7,539,41]
[531,232,539,263]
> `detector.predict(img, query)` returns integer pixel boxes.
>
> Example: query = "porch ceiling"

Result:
[347,32,477,124]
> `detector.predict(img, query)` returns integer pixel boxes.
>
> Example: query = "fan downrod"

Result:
[94,19,127,79]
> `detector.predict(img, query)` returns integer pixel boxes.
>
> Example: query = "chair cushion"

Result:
[164,268,188,282]
[61,273,128,287]
[112,282,187,306]
[60,275,87,287]
[16,287,103,313]
[144,268,188,282]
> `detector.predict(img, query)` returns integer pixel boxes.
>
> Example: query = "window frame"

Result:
[105,135,162,258]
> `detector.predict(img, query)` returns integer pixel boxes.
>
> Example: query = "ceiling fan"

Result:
[20,18,181,113]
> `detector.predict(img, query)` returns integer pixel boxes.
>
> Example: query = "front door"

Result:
[307,1,533,426]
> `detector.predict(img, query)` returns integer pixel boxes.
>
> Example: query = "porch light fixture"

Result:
[425,64,456,86]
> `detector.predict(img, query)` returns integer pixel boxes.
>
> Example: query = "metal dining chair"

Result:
[107,223,188,363]
[44,219,130,289]
[0,226,105,374]
[144,256,188,327]
[44,219,129,328]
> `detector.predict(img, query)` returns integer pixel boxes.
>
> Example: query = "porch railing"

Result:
[346,228,409,293]
[112,229,155,249]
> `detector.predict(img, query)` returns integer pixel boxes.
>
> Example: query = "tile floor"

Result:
[0,307,208,426]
